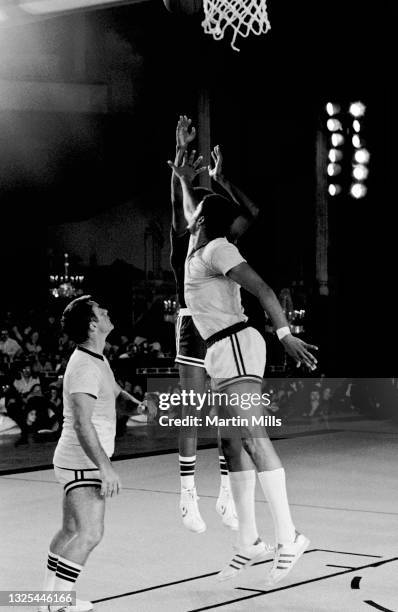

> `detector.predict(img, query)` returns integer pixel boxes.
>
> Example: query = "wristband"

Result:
[276,326,291,341]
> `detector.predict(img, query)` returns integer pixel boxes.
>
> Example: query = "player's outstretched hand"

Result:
[99,463,122,498]
[280,335,318,371]
[167,149,207,183]
[208,144,224,181]
[176,115,196,149]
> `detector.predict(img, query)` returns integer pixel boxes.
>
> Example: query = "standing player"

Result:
[171,116,264,536]
[39,296,145,612]
[169,156,318,586]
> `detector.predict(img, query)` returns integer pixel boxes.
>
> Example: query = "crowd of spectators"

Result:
[0,308,168,445]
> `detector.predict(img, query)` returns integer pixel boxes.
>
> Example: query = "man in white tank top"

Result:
[40,296,144,612]
[170,156,318,587]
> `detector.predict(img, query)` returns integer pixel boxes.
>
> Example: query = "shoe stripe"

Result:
[229,563,241,570]
[279,553,296,557]
[235,554,250,561]
[277,565,288,569]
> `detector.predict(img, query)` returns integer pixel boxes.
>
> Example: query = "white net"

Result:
[201,0,271,52]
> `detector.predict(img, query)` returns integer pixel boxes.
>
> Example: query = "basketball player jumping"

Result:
[171,116,266,536]
[39,296,146,612]
[168,154,318,586]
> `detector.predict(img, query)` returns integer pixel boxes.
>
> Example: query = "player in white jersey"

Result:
[171,116,270,538]
[40,296,145,612]
[169,156,318,587]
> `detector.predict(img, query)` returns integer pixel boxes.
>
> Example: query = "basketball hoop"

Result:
[201,0,271,52]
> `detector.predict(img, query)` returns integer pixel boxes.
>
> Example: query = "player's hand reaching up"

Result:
[280,335,318,371]
[208,145,224,181]
[176,115,196,150]
[167,150,207,183]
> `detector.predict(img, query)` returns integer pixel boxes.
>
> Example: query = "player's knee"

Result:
[79,524,104,550]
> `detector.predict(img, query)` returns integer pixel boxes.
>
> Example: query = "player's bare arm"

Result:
[227,262,318,370]
[171,115,198,234]
[71,392,121,497]
[208,144,260,240]
[168,150,207,225]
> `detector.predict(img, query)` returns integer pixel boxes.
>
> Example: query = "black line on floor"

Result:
[351,576,362,589]
[187,557,398,612]
[364,601,397,612]
[315,549,383,558]
[0,427,357,475]
[92,570,219,603]
[326,564,356,570]
[235,588,267,593]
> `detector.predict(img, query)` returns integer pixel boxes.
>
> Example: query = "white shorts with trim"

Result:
[205,326,266,390]
[54,465,102,495]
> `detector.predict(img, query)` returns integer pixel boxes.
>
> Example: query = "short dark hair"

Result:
[200,194,237,238]
[61,295,97,345]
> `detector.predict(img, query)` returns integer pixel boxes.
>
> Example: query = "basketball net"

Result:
[201,0,271,52]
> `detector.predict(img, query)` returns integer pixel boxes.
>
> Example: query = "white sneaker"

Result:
[217,538,274,581]
[39,599,93,612]
[265,531,310,586]
[216,486,239,531]
[180,487,206,533]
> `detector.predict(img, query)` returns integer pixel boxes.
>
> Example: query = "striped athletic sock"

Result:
[52,556,83,592]
[179,454,196,489]
[219,455,230,488]
[43,550,58,591]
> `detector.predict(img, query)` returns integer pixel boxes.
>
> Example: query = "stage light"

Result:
[327,163,342,177]
[328,184,341,196]
[350,183,367,198]
[327,118,342,132]
[352,120,361,133]
[328,149,343,162]
[352,135,362,148]
[326,103,340,116]
[352,165,369,181]
[349,101,366,117]
[331,133,344,147]
[354,148,370,164]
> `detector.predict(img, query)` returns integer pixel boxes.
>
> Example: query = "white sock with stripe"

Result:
[229,470,258,548]
[52,555,83,592]
[257,468,295,545]
[219,455,230,488]
[43,550,58,591]
[179,455,196,490]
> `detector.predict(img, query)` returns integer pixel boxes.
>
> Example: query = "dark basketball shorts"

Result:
[175,309,206,369]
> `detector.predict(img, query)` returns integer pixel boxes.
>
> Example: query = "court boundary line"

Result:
[187,556,398,612]
[91,549,390,607]
[0,428,349,476]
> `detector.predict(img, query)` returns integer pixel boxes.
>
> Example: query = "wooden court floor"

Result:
[1,420,397,612]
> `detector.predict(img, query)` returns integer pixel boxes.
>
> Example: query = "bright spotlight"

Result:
[354,148,370,164]
[327,163,342,177]
[326,103,341,116]
[331,134,344,147]
[353,120,361,132]
[350,183,367,198]
[352,135,362,148]
[352,165,369,181]
[328,149,343,162]
[327,118,343,132]
[349,101,366,117]
[328,184,342,196]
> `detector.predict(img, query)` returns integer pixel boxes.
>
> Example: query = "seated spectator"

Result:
[0,329,23,363]
[25,331,42,356]
[25,384,60,434]
[13,365,40,396]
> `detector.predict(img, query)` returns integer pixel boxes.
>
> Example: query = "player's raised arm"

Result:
[171,116,196,234]
[208,145,260,240]
[227,262,318,370]
[168,149,207,225]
